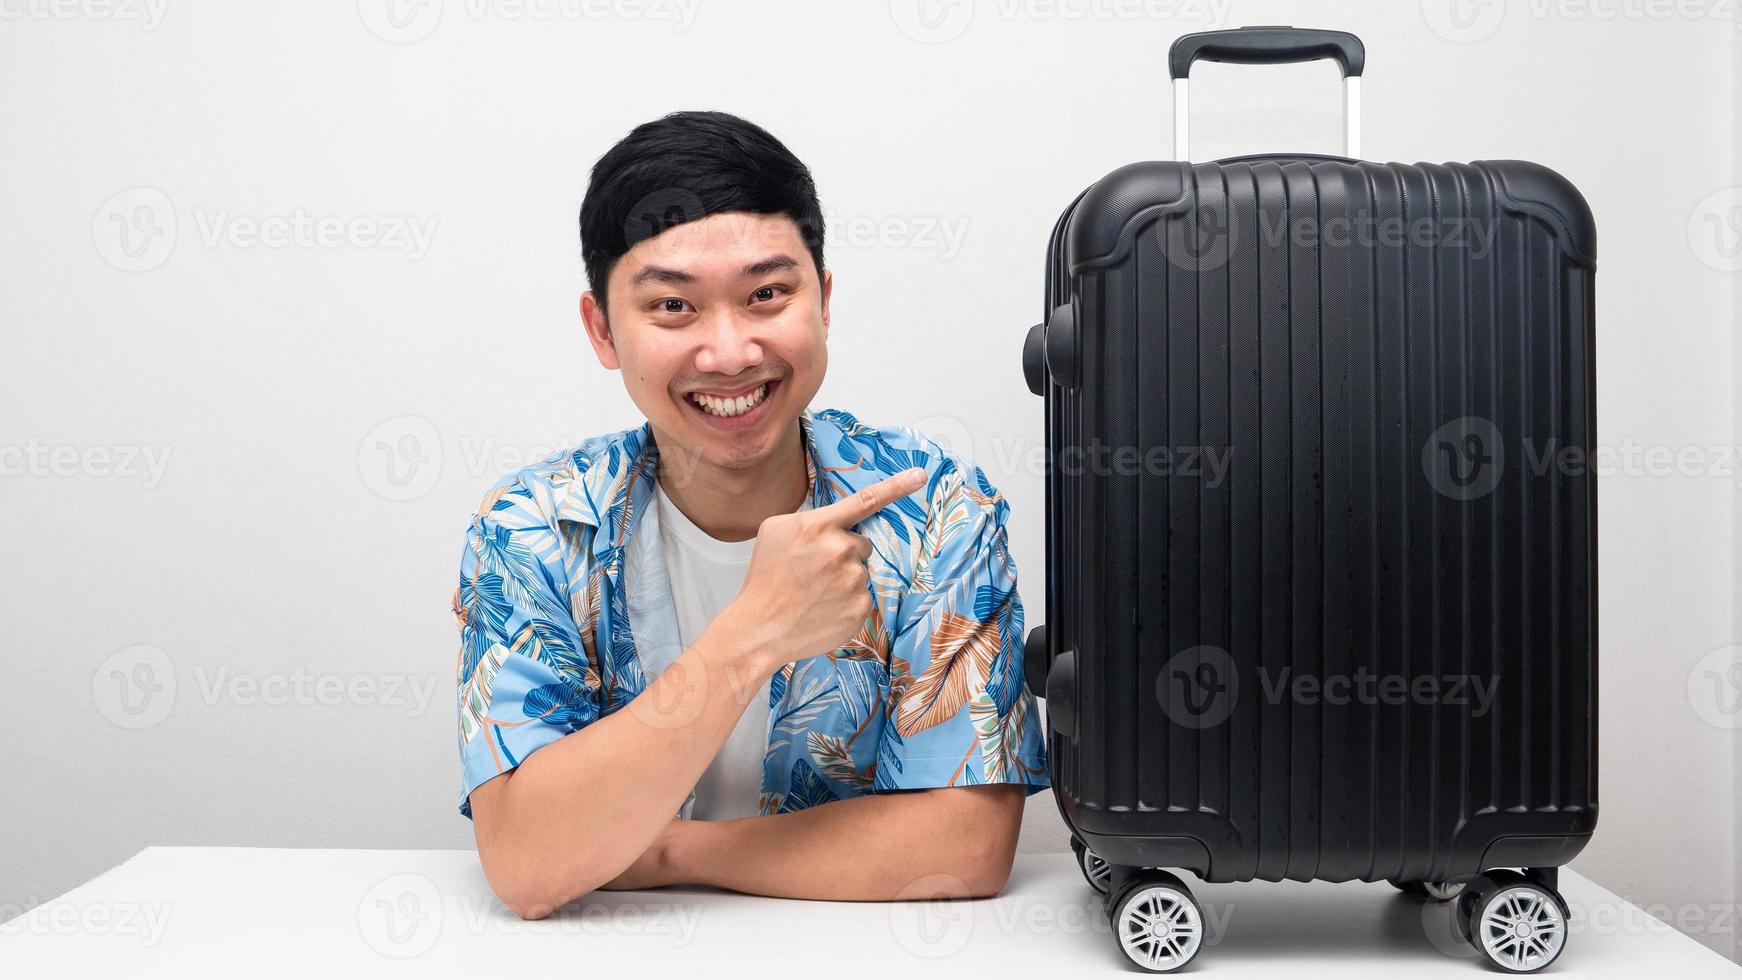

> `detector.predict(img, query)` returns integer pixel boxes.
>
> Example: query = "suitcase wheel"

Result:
[1389,878,1467,902]
[1022,322,1048,395]
[1109,870,1205,974]
[1022,625,1049,700]
[1456,870,1569,973]
[1070,835,1111,894]
[1042,302,1077,390]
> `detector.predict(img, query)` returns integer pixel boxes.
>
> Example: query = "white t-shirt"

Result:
[631,478,811,821]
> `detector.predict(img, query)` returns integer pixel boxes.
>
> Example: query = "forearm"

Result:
[659,784,1025,900]
[472,607,773,916]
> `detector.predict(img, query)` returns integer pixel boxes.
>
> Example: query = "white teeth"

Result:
[690,383,767,418]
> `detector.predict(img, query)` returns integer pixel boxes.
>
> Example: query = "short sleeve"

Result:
[453,486,599,819]
[873,462,1049,794]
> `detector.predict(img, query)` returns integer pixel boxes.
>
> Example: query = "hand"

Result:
[722,466,927,671]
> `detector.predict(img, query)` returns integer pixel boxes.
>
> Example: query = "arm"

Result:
[614,783,1026,899]
[602,460,1047,901]
[468,468,930,919]
[470,605,777,919]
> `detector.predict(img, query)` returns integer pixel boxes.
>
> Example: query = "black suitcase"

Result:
[1019,27,1597,973]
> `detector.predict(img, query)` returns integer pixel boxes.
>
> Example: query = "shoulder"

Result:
[813,407,1010,528]
[463,423,650,532]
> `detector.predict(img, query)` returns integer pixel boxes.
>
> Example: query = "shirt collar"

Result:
[555,407,834,559]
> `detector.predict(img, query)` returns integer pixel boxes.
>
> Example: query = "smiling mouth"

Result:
[684,379,778,419]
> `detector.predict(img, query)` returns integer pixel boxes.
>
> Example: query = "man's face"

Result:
[581,210,830,475]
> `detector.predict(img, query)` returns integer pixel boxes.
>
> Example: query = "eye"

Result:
[656,297,693,315]
[751,285,787,304]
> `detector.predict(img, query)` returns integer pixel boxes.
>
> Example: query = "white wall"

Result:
[3,0,1737,960]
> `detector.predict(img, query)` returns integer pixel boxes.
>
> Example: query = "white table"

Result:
[2,847,1735,977]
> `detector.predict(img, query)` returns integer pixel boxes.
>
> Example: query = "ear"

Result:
[580,290,620,370]
[819,267,832,339]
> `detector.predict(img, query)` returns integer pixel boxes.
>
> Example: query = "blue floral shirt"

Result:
[452,407,1049,819]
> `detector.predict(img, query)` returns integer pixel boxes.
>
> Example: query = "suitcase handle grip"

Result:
[1168,26,1364,160]
[1168,26,1364,80]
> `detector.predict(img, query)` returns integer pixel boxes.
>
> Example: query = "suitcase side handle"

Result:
[1167,26,1364,161]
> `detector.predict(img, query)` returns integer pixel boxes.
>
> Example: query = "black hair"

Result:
[579,110,825,316]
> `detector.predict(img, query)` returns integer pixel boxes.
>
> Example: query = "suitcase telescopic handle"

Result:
[1167,26,1365,161]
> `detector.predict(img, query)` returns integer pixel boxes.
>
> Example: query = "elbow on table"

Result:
[934,783,1025,898]
[501,894,584,922]
[487,865,566,921]
[950,837,1019,898]
[500,891,558,922]
[962,855,1015,898]
[471,782,623,919]
[490,864,610,921]
[480,843,620,920]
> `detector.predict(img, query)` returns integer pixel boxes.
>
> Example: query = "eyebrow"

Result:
[742,254,801,277]
[630,254,801,289]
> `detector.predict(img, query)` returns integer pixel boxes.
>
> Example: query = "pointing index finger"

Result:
[813,466,927,528]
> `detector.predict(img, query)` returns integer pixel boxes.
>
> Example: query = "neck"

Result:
[651,420,808,542]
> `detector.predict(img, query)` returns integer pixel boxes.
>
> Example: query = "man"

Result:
[452,110,1048,920]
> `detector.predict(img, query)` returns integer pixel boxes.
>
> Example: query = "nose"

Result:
[692,308,764,378]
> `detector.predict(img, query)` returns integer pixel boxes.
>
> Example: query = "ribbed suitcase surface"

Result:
[1032,157,1598,885]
